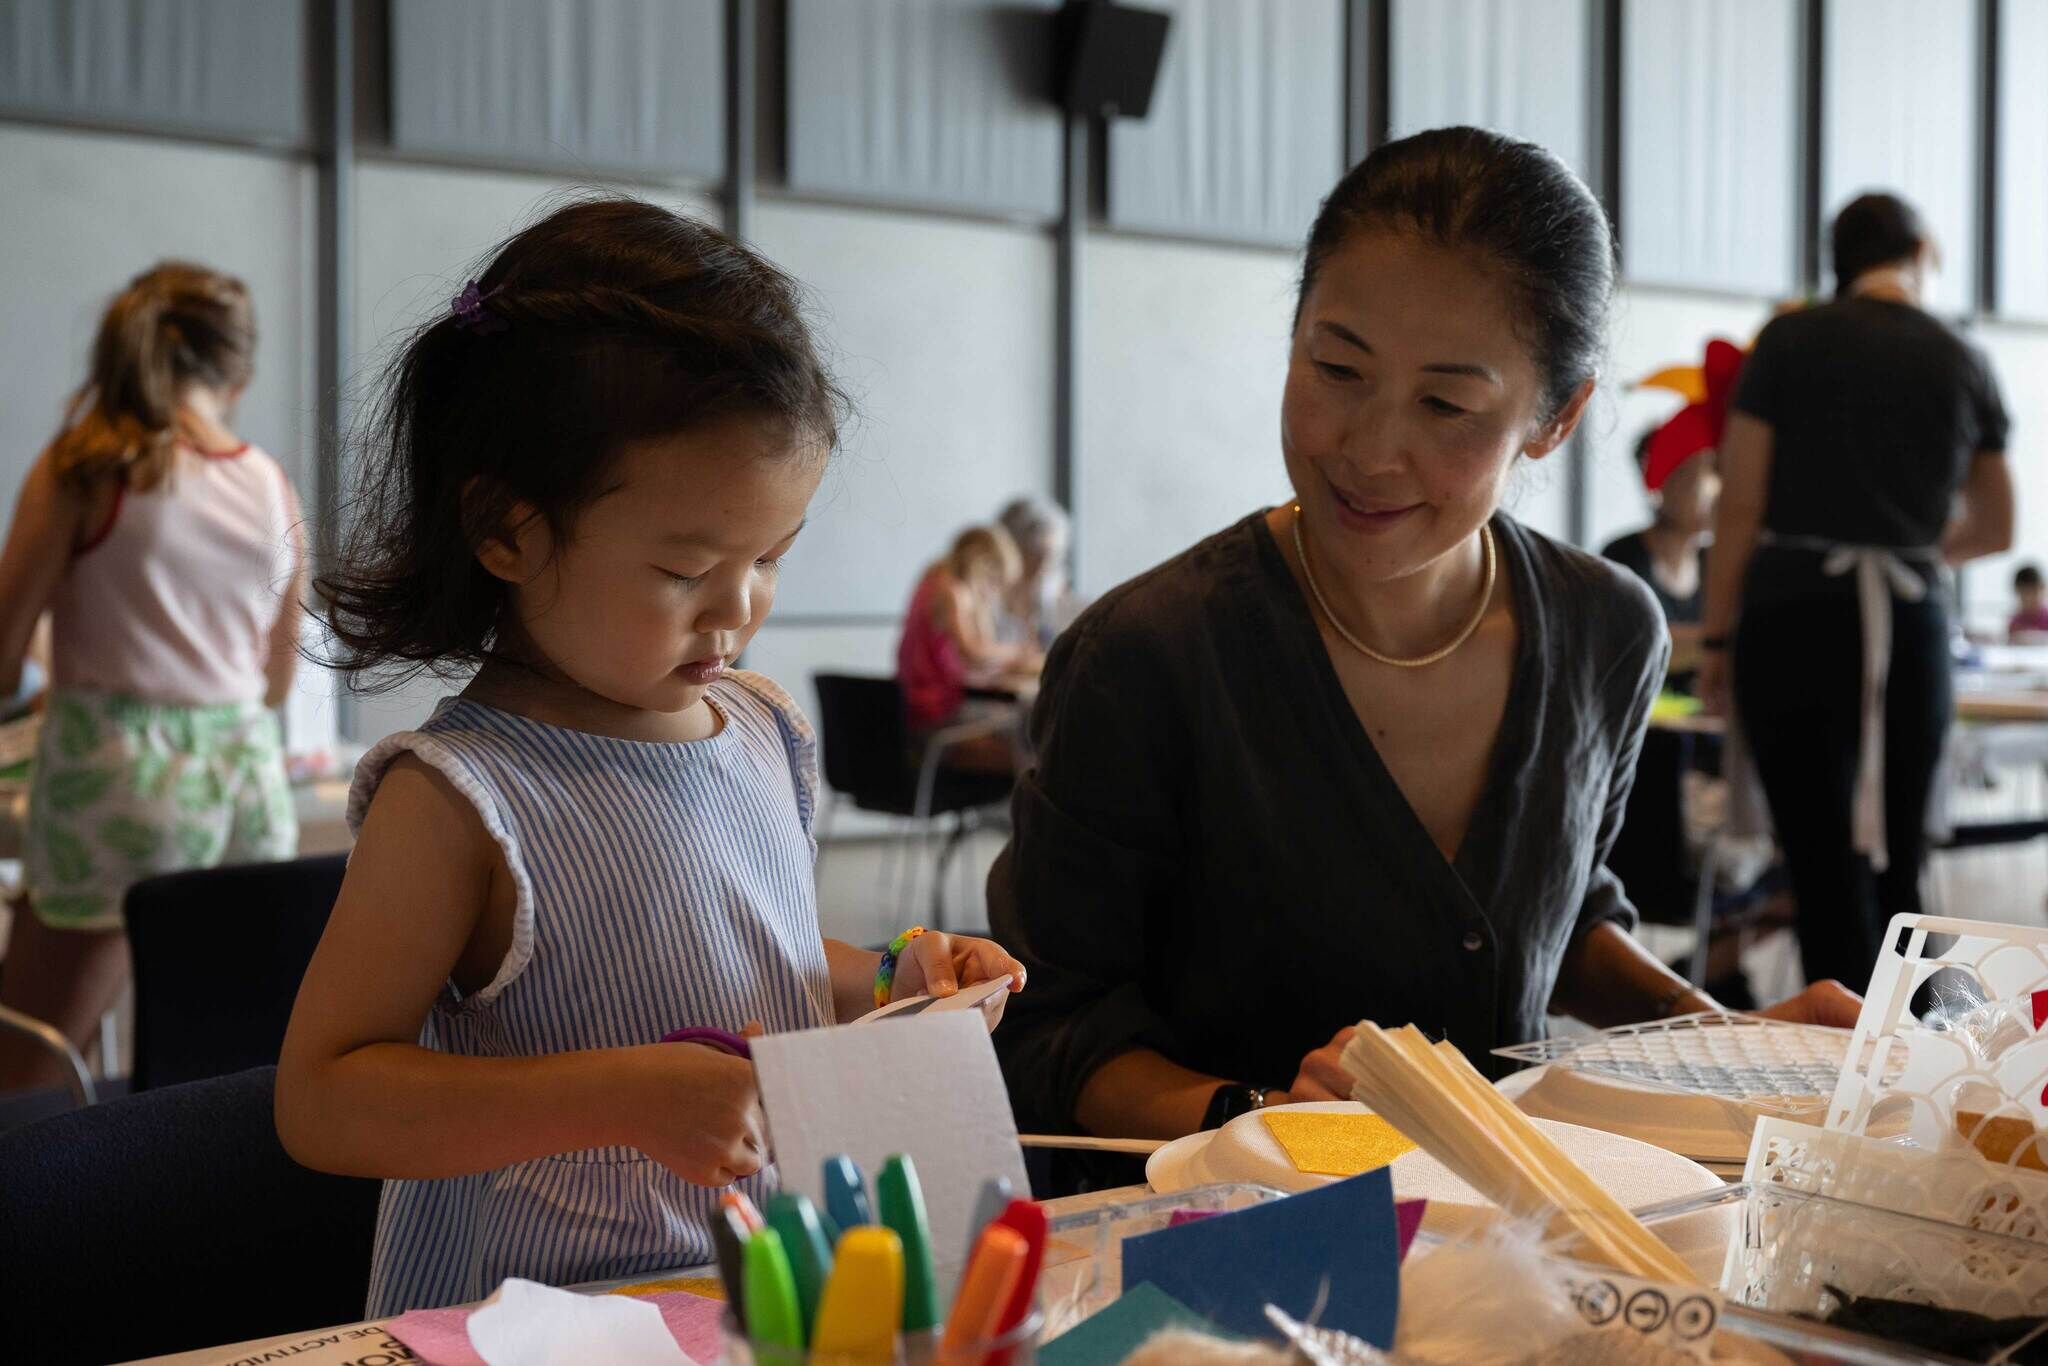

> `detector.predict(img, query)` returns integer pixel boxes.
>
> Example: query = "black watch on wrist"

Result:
[1201,1083,1270,1131]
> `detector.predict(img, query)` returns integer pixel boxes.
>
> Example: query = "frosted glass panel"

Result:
[0,0,306,144]
[1823,0,1978,312]
[1621,0,1800,296]
[390,0,723,180]
[1998,0,2048,319]
[1107,0,1344,248]
[787,0,1063,220]
[1390,0,1593,180]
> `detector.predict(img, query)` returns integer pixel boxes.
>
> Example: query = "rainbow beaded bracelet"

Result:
[873,926,927,1009]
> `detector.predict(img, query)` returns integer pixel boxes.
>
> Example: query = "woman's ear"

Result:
[1524,378,1596,462]
[465,477,550,585]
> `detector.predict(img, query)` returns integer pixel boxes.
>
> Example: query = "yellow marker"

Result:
[812,1226,905,1358]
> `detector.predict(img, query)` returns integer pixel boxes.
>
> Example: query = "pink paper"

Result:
[1167,1207,1221,1227]
[389,1290,725,1366]
[651,1292,727,1363]
[387,1307,486,1366]
[1395,1198,1426,1262]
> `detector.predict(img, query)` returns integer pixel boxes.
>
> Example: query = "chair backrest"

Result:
[812,673,912,799]
[124,853,349,1091]
[0,1065,380,1365]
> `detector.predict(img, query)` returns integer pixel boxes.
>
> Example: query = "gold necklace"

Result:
[1291,504,1496,669]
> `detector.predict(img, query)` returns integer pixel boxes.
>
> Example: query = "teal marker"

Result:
[876,1153,941,1332]
[742,1226,805,1353]
[822,1153,874,1231]
[764,1191,835,1337]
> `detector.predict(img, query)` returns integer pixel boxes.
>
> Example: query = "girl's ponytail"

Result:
[50,262,255,492]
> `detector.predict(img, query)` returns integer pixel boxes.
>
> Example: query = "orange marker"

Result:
[941,1224,1029,1360]
[721,1189,765,1233]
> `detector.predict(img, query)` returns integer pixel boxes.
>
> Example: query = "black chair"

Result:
[124,854,348,1091]
[812,674,1015,929]
[0,1075,130,1135]
[0,1065,380,1365]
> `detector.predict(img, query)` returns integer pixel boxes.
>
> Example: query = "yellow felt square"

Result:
[609,1276,727,1301]
[1261,1111,1417,1177]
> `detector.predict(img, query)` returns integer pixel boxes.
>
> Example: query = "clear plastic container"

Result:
[1038,1180,1287,1335]
[1038,1180,2011,1363]
[719,1310,1041,1365]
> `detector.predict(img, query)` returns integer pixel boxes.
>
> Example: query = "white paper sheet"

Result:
[751,1010,1031,1299]
[466,1278,693,1366]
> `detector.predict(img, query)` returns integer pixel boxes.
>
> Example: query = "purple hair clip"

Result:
[451,280,506,335]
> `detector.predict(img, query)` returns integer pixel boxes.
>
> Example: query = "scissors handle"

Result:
[662,1026,752,1058]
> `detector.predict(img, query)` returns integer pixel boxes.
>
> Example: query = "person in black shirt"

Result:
[1603,427,1717,688]
[1701,192,2014,992]
[989,129,1858,1166]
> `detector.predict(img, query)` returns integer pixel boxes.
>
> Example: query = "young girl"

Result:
[897,525,1041,772]
[274,199,1024,1315]
[0,263,301,1088]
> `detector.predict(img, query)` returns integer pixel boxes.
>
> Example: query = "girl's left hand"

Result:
[890,932,1027,1001]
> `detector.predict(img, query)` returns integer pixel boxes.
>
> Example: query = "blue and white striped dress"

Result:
[346,673,834,1316]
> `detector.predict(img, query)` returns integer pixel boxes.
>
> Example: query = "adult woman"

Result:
[989,129,1854,1152]
[1603,435,1716,686]
[1701,194,2012,991]
[1604,336,1742,689]
[897,524,1040,772]
[0,263,303,1087]
[996,495,1072,648]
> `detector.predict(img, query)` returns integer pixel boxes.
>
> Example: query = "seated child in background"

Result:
[897,525,1042,774]
[274,200,1024,1316]
[2011,565,2048,641]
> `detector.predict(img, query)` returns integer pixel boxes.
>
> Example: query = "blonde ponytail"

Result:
[50,262,255,492]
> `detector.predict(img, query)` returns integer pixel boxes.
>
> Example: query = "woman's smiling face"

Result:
[1281,228,1587,583]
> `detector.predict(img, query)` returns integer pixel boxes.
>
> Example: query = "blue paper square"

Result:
[1119,1168,1400,1344]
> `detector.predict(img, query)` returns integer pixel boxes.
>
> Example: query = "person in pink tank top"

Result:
[896,524,1042,772]
[0,262,304,1088]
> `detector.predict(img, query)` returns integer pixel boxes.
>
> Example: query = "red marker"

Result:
[985,1199,1048,1365]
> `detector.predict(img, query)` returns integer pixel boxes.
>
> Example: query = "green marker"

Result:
[877,1153,941,1332]
[742,1226,805,1353]
[764,1191,835,1337]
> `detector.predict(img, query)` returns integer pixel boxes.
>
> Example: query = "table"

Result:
[1646,689,2048,734]
[131,1187,1141,1365]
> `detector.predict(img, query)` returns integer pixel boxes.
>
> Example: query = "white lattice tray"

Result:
[1726,1117,2048,1330]
[1829,915,2048,1161]
[1495,1013,1851,1116]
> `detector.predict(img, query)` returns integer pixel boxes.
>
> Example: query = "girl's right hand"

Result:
[624,1043,769,1186]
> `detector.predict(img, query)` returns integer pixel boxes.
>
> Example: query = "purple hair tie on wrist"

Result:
[662,1026,752,1059]
[451,279,507,334]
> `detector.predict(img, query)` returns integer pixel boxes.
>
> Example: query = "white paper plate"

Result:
[1146,1100,1733,1280]
[1499,1065,1755,1168]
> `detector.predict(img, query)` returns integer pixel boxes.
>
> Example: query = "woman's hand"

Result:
[1753,979,1863,1028]
[1697,650,1731,717]
[1275,1026,1358,1104]
[890,931,1027,1000]
[623,1042,768,1187]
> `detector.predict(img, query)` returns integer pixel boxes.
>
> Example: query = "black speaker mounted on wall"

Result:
[1054,0,1172,119]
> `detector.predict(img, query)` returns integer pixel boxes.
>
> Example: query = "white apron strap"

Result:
[1823,547,1930,870]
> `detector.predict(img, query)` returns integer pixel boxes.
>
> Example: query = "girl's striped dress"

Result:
[347,673,834,1316]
